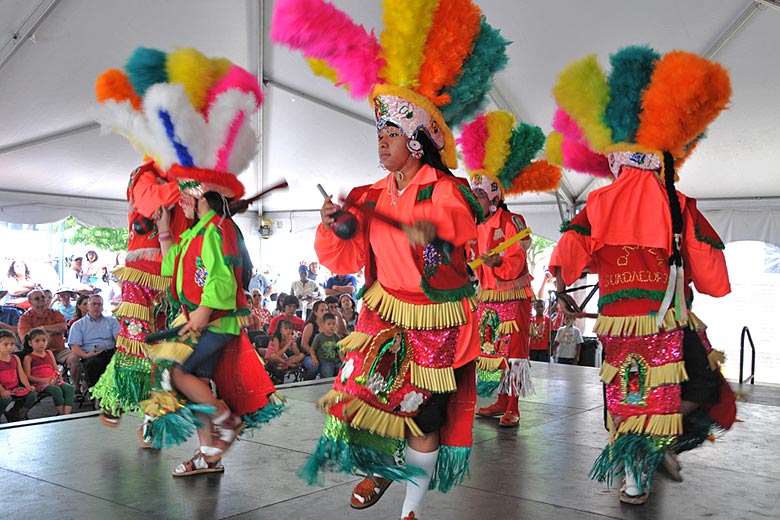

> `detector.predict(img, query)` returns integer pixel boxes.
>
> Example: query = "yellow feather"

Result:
[545,132,564,166]
[166,48,215,112]
[483,111,515,175]
[552,54,612,152]
[379,0,439,87]
[210,57,233,81]
[306,58,340,84]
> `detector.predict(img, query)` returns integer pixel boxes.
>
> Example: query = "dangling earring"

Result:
[489,204,497,213]
[406,139,423,160]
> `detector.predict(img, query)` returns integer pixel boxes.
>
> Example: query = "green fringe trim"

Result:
[476,367,503,397]
[91,351,152,415]
[298,428,423,486]
[420,278,475,304]
[456,185,486,224]
[147,402,215,449]
[672,409,718,455]
[598,288,666,312]
[429,445,471,493]
[90,356,121,415]
[240,402,286,435]
[589,433,665,492]
[355,285,365,301]
[694,223,725,250]
[417,186,434,202]
[560,220,591,236]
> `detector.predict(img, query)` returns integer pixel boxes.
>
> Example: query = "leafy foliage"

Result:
[65,216,127,252]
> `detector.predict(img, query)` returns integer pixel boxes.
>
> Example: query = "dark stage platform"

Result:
[1,363,778,519]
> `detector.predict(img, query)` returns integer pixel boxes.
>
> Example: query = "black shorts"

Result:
[680,328,722,404]
[412,365,465,434]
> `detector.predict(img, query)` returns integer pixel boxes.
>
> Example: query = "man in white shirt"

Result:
[291,265,321,318]
[552,318,583,365]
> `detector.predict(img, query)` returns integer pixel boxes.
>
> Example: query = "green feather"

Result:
[604,46,660,143]
[429,445,471,492]
[125,47,168,97]
[497,122,545,188]
[440,18,510,128]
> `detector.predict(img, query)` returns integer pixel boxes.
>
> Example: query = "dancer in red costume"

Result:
[272,0,510,517]
[458,110,561,427]
[546,46,737,505]
[92,46,283,476]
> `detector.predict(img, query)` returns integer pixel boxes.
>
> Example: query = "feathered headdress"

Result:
[458,110,562,201]
[271,0,509,169]
[93,47,263,200]
[545,45,731,180]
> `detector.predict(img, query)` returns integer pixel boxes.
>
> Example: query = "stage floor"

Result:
[1,363,778,519]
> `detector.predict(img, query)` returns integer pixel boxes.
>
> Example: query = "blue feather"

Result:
[158,109,194,167]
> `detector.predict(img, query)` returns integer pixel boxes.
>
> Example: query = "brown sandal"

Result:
[350,476,392,509]
[172,450,224,477]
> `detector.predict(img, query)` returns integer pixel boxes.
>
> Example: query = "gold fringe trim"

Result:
[362,283,469,329]
[114,266,170,291]
[339,332,374,352]
[477,356,507,372]
[344,395,424,440]
[600,360,688,387]
[607,413,617,443]
[599,362,620,384]
[616,413,683,437]
[647,361,689,387]
[316,389,351,414]
[139,391,184,416]
[708,349,726,370]
[411,363,457,393]
[147,340,193,364]
[114,302,153,322]
[594,308,683,336]
[688,312,706,331]
[478,288,531,302]
[116,336,150,357]
[497,320,519,336]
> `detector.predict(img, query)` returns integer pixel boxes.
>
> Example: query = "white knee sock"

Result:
[402,446,439,517]
[624,466,642,496]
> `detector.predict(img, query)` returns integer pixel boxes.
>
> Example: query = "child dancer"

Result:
[23,328,75,415]
[0,330,37,422]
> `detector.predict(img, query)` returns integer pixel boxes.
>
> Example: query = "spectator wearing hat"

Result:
[51,287,78,322]
[268,294,306,343]
[290,265,321,318]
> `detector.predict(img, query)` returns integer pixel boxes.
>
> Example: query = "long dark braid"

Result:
[663,151,683,268]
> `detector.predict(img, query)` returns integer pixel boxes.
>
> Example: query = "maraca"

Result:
[318,184,358,240]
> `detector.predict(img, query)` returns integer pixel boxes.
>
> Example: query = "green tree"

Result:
[65,216,127,252]
[527,234,555,275]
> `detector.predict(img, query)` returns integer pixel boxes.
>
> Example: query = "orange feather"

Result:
[95,69,142,110]
[507,160,562,195]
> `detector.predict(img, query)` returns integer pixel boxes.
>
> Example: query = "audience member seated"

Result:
[67,294,119,390]
[248,288,272,332]
[310,312,343,378]
[324,272,358,297]
[291,265,321,318]
[22,328,74,415]
[51,287,78,322]
[5,260,39,309]
[80,250,101,284]
[0,289,22,336]
[338,293,359,334]
[265,319,305,370]
[324,295,348,336]
[268,295,306,342]
[0,330,37,422]
[300,300,327,380]
[67,295,89,333]
[17,289,78,377]
[271,292,288,318]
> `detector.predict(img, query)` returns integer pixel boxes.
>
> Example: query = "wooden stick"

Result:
[229,179,289,215]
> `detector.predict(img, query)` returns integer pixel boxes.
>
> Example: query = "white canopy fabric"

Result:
[1,0,779,246]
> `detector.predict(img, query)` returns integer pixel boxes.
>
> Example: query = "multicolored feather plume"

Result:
[548,46,731,178]
[458,110,562,197]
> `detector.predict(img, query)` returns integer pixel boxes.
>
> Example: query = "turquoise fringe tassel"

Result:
[147,403,215,449]
[429,445,471,493]
[240,402,286,435]
[298,436,424,487]
[589,433,665,491]
[476,379,499,397]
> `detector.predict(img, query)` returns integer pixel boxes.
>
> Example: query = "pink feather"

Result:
[457,113,488,171]
[271,0,383,98]
[552,109,585,143]
[214,112,246,172]
[206,65,263,117]
[561,139,611,178]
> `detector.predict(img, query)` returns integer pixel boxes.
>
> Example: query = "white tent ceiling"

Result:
[1,0,779,245]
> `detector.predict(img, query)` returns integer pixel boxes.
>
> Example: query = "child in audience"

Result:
[0,330,37,422]
[310,313,342,378]
[22,328,75,415]
[265,320,304,371]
